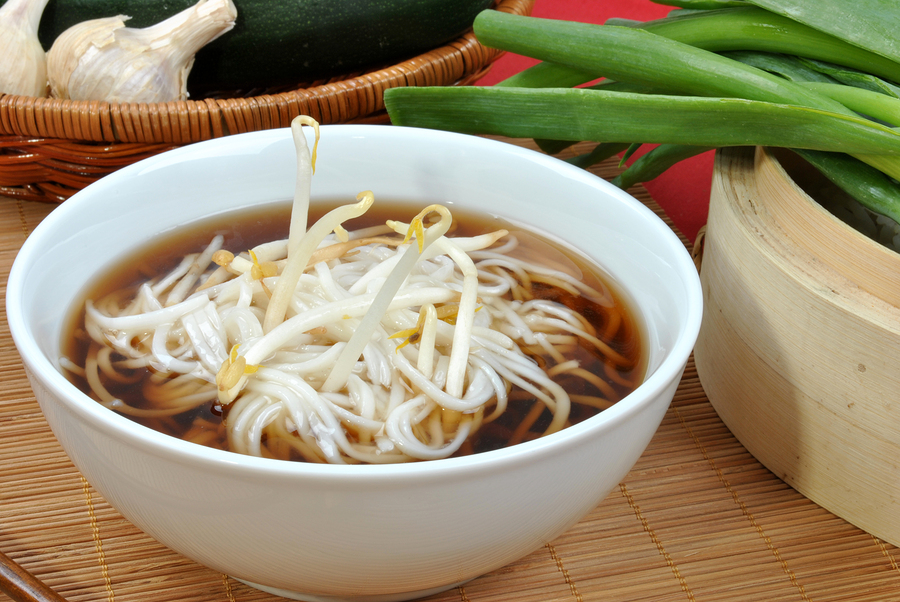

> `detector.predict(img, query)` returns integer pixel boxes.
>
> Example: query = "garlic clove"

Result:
[0,0,50,97]
[47,0,237,103]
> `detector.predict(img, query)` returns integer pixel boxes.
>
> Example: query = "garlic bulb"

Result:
[0,0,50,97]
[47,0,237,103]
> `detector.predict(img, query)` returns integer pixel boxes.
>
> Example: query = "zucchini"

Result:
[33,0,494,95]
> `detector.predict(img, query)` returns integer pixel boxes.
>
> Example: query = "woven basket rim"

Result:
[0,0,533,146]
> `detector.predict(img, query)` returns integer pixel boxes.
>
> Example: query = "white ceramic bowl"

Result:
[7,126,701,602]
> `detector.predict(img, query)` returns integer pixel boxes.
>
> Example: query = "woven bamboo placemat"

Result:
[2,138,899,602]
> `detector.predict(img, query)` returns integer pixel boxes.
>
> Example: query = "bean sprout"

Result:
[64,116,641,464]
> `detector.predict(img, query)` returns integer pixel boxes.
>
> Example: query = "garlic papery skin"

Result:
[0,0,50,97]
[47,0,237,103]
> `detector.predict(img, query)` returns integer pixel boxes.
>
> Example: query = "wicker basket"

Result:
[0,0,532,203]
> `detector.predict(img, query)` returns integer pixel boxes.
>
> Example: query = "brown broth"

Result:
[63,201,646,460]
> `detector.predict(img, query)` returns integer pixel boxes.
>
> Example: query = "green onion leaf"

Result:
[494,61,597,89]
[635,7,900,84]
[742,0,900,67]
[795,58,900,98]
[799,82,900,126]
[719,51,837,83]
[612,145,714,190]
[793,149,900,225]
[565,143,632,169]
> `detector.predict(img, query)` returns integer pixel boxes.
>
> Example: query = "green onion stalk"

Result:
[383,3,900,238]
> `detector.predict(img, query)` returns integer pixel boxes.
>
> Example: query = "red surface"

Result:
[476,0,714,242]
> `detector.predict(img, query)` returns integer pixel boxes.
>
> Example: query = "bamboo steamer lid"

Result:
[695,146,900,546]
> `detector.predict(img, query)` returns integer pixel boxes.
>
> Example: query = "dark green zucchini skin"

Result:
[33,0,494,95]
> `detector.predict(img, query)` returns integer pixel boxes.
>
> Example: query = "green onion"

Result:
[719,51,837,84]
[566,143,632,169]
[739,0,900,66]
[653,0,900,66]
[717,53,900,122]
[471,11,850,114]
[634,7,900,85]
[493,61,596,89]
[435,11,900,180]
[384,4,900,236]
[795,58,900,98]
[799,82,900,126]
[793,149,900,225]
[612,145,714,190]
[533,139,577,155]
[384,86,900,156]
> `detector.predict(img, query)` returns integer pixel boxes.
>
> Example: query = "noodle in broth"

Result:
[61,117,644,464]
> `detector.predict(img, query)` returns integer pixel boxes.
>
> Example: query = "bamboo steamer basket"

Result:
[694,146,900,546]
[0,0,532,203]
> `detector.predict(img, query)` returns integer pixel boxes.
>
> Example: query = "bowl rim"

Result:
[6,125,703,481]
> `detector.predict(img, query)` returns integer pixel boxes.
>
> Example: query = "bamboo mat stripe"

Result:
[2,139,900,602]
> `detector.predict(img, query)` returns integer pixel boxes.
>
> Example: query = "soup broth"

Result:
[62,201,646,462]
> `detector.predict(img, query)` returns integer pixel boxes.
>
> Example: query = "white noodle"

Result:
[70,116,637,464]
